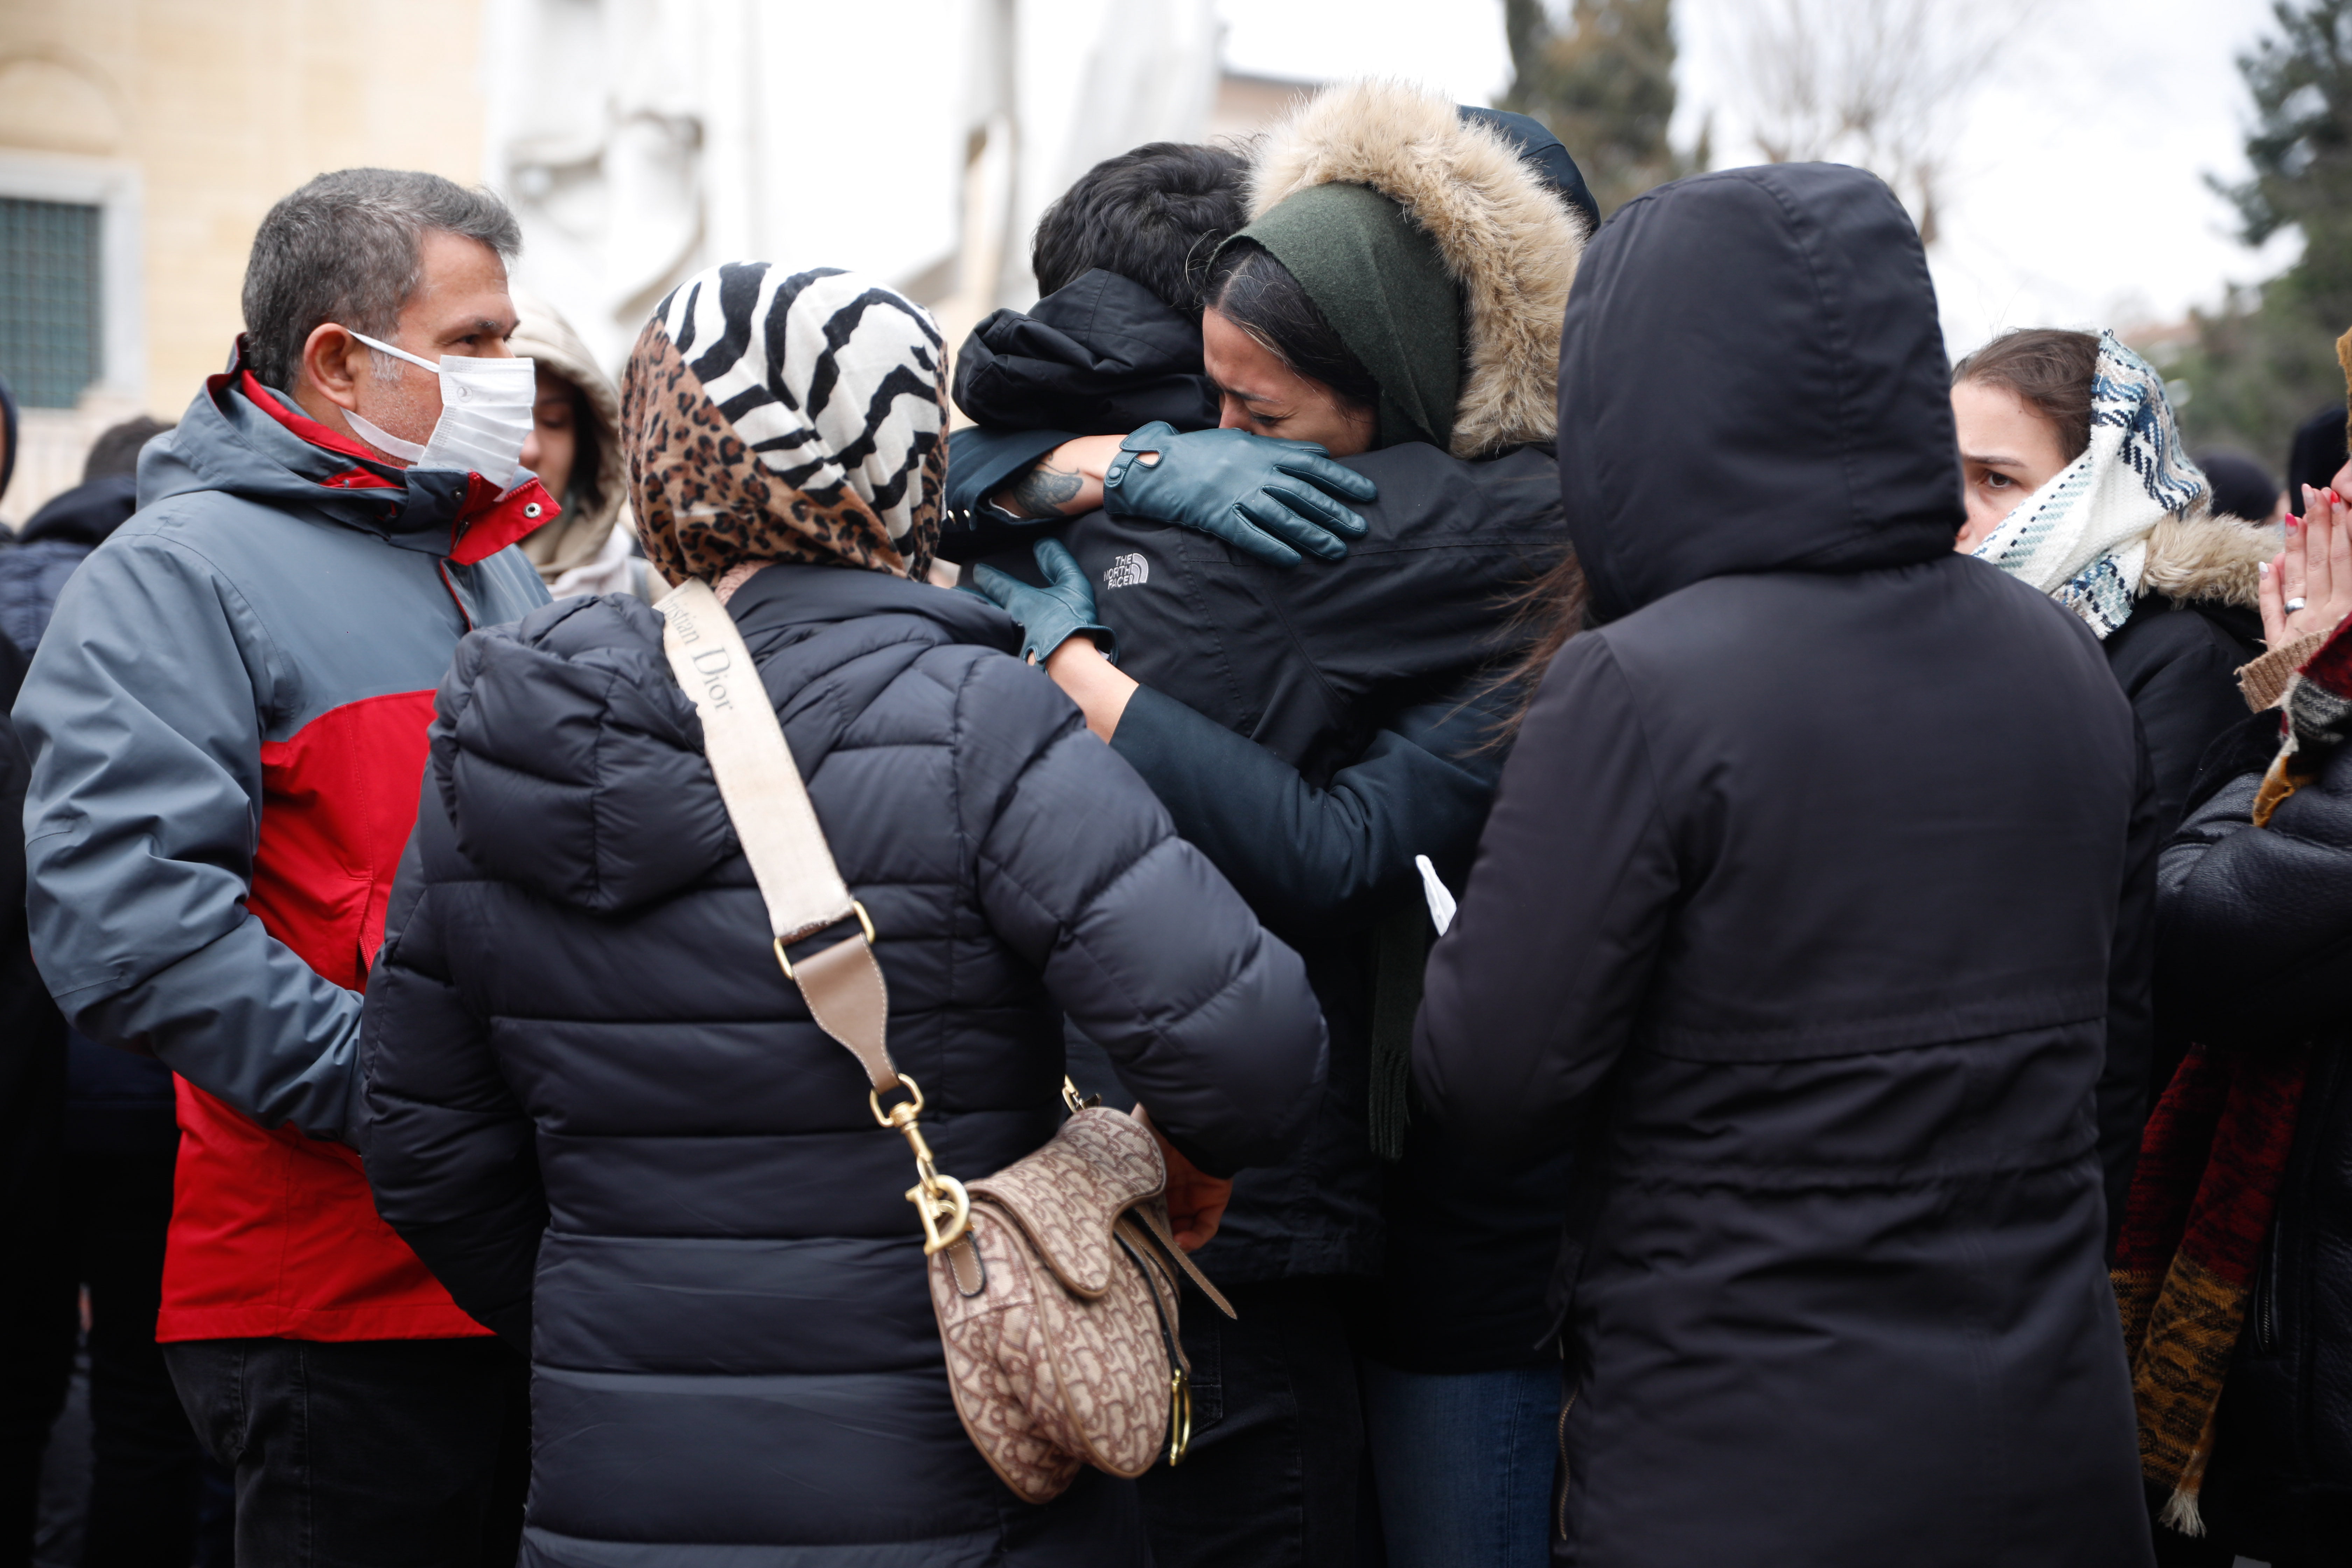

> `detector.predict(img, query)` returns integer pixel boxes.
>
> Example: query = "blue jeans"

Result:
[1363,1360,1559,1568]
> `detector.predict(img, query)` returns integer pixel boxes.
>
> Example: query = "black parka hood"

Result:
[952,267,1218,434]
[1558,163,1964,622]
[430,566,1022,917]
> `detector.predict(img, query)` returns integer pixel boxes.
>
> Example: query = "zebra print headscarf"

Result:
[622,262,947,586]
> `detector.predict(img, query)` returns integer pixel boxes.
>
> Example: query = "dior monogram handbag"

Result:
[656,578,1232,1502]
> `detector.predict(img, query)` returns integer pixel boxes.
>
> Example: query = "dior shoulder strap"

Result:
[656,578,971,1251]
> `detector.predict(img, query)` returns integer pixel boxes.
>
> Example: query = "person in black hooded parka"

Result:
[1413,164,2158,1567]
[358,264,1326,1568]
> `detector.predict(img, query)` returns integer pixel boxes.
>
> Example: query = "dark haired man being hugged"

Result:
[13,170,551,1564]
[943,140,1351,552]
[945,103,1596,1568]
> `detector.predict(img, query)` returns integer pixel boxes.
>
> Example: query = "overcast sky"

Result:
[1216,0,2290,359]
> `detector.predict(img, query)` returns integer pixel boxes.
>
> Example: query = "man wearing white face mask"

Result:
[12,169,553,1566]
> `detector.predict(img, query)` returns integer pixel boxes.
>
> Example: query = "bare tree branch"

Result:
[1729,0,2026,245]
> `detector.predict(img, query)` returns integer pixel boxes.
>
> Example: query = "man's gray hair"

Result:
[240,168,522,392]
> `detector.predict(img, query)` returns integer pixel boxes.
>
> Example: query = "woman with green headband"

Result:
[975,82,1586,1568]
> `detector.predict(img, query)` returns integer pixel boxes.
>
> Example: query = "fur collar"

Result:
[2140,511,2278,611]
[1250,81,1587,460]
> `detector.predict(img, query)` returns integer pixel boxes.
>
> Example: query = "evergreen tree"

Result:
[1498,0,1699,217]
[2174,0,2352,462]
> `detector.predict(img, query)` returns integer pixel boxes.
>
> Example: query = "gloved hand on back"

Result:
[1102,421,1376,569]
[968,540,1118,666]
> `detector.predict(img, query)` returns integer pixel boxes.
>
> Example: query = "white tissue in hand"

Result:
[1415,854,1456,935]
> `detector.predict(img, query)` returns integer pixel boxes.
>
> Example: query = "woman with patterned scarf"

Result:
[355,261,1327,1566]
[1952,328,2277,848]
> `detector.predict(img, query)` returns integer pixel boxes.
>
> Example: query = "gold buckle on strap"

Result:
[772,900,877,980]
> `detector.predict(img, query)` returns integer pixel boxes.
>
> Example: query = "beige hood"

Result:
[511,287,634,587]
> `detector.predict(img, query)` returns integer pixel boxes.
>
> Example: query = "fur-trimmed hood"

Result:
[1250,81,1587,460]
[2140,510,2278,611]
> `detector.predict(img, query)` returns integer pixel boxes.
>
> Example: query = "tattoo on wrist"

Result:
[1005,461,1084,519]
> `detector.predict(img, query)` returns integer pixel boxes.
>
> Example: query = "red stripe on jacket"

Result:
[157,690,489,1342]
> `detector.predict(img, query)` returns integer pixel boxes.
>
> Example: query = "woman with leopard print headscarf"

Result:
[358,261,1325,1566]
[624,262,950,593]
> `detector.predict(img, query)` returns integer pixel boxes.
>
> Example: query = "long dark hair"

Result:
[1486,550,1589,739]
[1202,240,1381,413]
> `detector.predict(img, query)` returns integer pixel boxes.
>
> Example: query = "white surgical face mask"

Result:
[340,327,538,495]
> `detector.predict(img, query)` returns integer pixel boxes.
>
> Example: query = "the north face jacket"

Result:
[1054,449,1560,1294]
[1415,164,2155,1567]
[13,347,552,1342]
[357,569,1325,1566]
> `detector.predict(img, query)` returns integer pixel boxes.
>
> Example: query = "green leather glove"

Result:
[968,540,1119,666]
[1101,422,1377,568]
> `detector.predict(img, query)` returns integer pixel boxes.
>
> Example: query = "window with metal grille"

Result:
[0,197,103,408]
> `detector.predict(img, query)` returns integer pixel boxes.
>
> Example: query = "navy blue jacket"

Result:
[359,567,1325,1565]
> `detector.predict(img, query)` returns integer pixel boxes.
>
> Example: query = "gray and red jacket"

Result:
[14,343,552,1342]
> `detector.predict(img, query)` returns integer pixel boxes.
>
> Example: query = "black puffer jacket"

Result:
[1415,164,2156,1567]
[2155,732,2352,1563]
[954,270,1216,436]
[359,567,1325,1567]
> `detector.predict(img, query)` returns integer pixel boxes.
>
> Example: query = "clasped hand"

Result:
[1105,421,1377,569]
[2261,484,2352,647]
[967,540,1115,667]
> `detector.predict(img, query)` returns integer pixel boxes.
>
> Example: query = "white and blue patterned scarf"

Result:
[1971,330,2211,639]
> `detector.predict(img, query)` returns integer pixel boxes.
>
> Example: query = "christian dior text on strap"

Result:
[655,576,971,1253]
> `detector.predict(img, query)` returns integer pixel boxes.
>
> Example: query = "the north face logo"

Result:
[1104,553,1149,589]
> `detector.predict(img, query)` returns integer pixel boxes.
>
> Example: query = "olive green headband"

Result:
[1225,182,1462,453]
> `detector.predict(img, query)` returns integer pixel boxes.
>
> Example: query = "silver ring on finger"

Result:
[2287,597,2309,612]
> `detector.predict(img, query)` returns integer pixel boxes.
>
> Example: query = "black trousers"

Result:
[0,987,69,1568]
[65,1150,206,1568]
[1136,1276,1370,1568]
[164,1336,529,1568]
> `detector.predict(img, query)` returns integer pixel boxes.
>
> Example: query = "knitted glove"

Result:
[1102,422,1376,568]
[2256,619,2352,824]
[968,540,1118,666]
